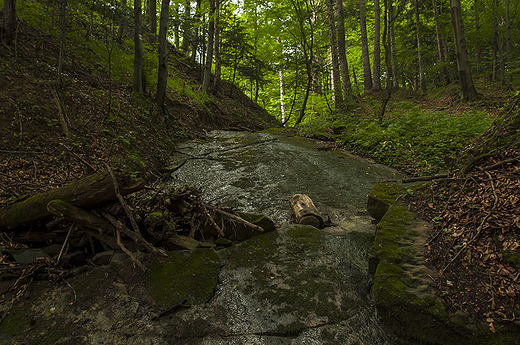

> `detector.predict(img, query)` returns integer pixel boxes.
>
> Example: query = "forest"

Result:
[1,0,520,344]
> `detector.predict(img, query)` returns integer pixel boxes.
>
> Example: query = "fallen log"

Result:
[290,194,324,229]
[0,170,145,230]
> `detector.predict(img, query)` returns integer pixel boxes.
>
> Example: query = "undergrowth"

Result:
[299,90,497,175]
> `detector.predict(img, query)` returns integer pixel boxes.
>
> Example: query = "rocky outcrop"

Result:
[368,182,518,344]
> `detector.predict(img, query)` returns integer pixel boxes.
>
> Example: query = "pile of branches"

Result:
[0,168,265,317]
[410,146,520,331]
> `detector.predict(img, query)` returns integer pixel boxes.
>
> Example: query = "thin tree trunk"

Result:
[492,0,504,84]
[3,0,17,46]
[326,0,343,106]
[433,0,449,85]
[474,0,481,74]
[414,0,426,92]
[450,0,477,101]
[202,0,215,92]
[504,0,511,88]
[279,70,286,124]
[212,0,221,93]
[149,0,156,42]
[389,3,398,90]
[359,0,372,91]
[379,0,392,121]
[336,0,352,101]
[373,0,381,91]
[181,0,191,54]
[57,0,67,89]
[156,0,170,108]
[133,0,144,94]
[191,0,202,64]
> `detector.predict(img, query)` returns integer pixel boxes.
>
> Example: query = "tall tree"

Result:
[414,0,426,92]
[492,0,504,82]
[213,0,221,93]
[379,0,393,121]
[504,0,512,88]
[449,0,477,101]
[181,0,191,54]
[373,0,381,91]
[156,0,170,108]
[202,0,216,92]
[432,0,449,85]
[336,0,353,101]
[293,0,316,126]
[279,70,287,124]
[2,0,17,46]
[474,0,481,73]
[133,0,144,93]
[389,2,398,90]
[148,0,157,42]
[359,0,372,91]
[57,0,67,89]
[191,0,202,64]
[325,0,343,106]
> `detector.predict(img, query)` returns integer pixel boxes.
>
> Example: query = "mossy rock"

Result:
[367,183,513,344]
[366,182,407,223]
[147,248,220,310]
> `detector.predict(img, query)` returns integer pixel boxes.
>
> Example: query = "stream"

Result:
[162,130,405,344]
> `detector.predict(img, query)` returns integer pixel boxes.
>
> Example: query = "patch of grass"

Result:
[299,91,495,175]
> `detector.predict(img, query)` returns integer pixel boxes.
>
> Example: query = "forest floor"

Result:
[409,144,520,334]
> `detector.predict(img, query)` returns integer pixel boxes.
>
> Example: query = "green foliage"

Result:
[299,95,494,175]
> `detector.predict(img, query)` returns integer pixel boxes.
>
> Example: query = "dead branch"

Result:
[115,226,146,272]
[60,143,98,172]
[199,197,225,237]
[207,205,265,233]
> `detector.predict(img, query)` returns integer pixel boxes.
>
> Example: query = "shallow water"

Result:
[165,131,405,344]
[171,130,402,226]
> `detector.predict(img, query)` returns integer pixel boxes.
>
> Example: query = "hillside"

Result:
[0,13,278,208]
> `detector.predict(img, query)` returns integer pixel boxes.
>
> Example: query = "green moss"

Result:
[147,248,220,310]
[286,225,322,251]
[503,250,520,269]
[367,182,407,221]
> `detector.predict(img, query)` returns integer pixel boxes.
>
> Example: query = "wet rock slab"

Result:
[158,224,394,344]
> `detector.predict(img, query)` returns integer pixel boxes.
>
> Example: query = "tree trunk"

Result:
[379,0,393,121]
[389,3,398,90]
[0,171,145,230]
[336,0,352,101]
[373,0,381,92]
[290,194,324,229]
[414,0,426,92]
[56,0,67,89]
[504,0,512,88]
[133,0,144,94]
[148,0,156,42]
[325,0,343,106]
[212,0,221,93]
[191,0,202,64]
[433,0,449,85]
[492,0,504,83]
[156,0,170,108]
[359,0,372,91]
[450,0,477,101]
[279,70,286,124]
[181,0,191,54]
[474,0,481,74]
[2,0,17,46]
[202,0,215,93]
